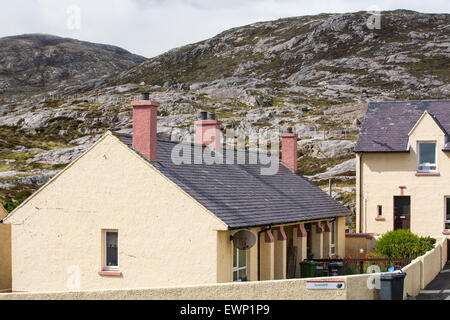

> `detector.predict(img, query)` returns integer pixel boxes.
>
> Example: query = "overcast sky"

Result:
[0,0,449,58]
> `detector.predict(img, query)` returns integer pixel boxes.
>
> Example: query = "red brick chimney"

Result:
[281,128,298,172]
[195,112,221,150]
[131,94,159,161]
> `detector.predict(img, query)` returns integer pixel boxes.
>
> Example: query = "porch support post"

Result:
[273,227,287,280]
[260,230,274,280]
[336,217,346,258]
[293,224,307,278]
[311,222,323,259]
[322,221,332,258]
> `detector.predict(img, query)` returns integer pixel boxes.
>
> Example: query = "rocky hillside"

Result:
[0,10,449,222]
[112,10,449,99]
[0,34,146,102]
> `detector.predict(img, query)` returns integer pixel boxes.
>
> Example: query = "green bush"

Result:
[375,230,436,258]
[342,262,359,275]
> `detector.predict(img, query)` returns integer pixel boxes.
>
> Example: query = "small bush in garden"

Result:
[366,252,390,271]
[375,229,436,258]
[342,262,359,275]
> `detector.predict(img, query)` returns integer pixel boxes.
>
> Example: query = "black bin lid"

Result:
[380,272,406,280]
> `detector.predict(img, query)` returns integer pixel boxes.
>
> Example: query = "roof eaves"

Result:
[227,211,351,230]
[354,149,410,154]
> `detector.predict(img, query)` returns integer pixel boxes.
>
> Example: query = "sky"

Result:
[0,0,449,58]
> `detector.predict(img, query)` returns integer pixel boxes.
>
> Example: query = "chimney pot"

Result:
[195,115,221,150]
[281,130,298,172]
[141,93,150,101]
[131,98,159,161]
[287,127,293,134]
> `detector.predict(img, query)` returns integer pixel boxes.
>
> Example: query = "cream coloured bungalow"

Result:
[3,96,349,292]
[355,100,450,238]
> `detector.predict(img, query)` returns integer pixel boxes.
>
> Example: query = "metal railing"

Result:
[306,258,413,275]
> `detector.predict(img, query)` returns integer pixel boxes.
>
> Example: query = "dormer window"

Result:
[418,142,437,172]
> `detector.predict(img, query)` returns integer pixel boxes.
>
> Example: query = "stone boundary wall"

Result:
[0,238,446,300]
[402,237,447,298]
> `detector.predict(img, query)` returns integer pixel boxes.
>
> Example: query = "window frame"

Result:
[103,230,119,271]
[330,221,336,255]
[232,248,247,282]
[377,205,383,217]
[417,141,437,173]
[445,197,450,231]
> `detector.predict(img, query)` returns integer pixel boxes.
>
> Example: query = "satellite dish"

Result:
[232,229,256,250]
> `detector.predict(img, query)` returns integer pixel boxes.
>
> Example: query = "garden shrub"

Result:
[375,230,436,258]
[342,262,359,275]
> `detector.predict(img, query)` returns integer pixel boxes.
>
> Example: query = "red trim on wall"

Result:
[375,217,386,221]
[415,172,440,177]
[442,230,450,235]
[98,270,123,277]
[265,230,274,243]
[323,221,332,232]
[399,186,406,196]
[296,224,307,238]
[315,222,323,234]
[273,227,287,241]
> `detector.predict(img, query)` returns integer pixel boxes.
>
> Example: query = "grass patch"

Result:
[298,154,354,176]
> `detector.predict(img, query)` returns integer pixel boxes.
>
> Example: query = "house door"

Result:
[394,196,411,230]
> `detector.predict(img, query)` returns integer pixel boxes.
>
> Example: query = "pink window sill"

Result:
[98,270,122,277]
[442,230,450,235]
[375,217,386,221]
[415,172,440,177]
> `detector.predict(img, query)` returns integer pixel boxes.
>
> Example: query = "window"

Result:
[446,198,450,230]
[377,205,383,217]
[418,142,437,172]
[233,248,247,282]
[104,231,118,270]
[330,221,336,255]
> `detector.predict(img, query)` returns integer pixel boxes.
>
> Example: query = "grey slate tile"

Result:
[115,133,350,229]
[355,100,450,153]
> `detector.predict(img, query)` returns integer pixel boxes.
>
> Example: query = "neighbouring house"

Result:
[355,100,450,238]
[3,96,350,292]
[0,206,11,292]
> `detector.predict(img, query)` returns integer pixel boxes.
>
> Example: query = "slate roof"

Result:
[115,133,350,230]
[355,100,450,153]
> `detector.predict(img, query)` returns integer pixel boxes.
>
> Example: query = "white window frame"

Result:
[445,197,450,231]
[330,221,336,255]
[233,248,247,282]
[377,205,383,217]
[103,230,119,271]
[417,141,437,172]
